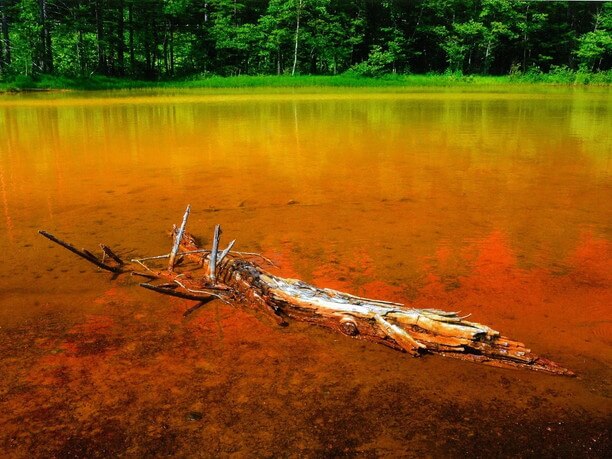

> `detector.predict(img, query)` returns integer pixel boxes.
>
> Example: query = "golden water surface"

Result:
[0,88,610,457]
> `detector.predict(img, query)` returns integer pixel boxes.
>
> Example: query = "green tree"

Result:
[0,0,14,75]
[0,0,610,81]
[12,0,41,75]
[575,3,612,71]
[258,0,293,74]
[209,0,263,75]
[479,0,518,73]
[516,2,547,71]
[310,1,363,74]
[441,20,486,73]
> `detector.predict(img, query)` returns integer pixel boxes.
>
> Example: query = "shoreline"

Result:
[1,73,611,93]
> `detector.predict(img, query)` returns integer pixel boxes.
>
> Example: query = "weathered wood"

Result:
[131,271,158,280]
[168,204,190,271]
[374,313,426,356]
[38,230,121,273]
[208,224,221,283]
[217,239,236,266]
[140,282,216,302]
[183,300,209,317]
[38,208,575,376]
[100,244,124,265]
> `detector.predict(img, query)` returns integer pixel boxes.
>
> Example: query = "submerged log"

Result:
[38,206,574,376]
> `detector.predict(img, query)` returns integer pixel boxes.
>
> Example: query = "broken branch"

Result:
[38,208,575,377]
[139,283,217,302]
[100,244,124,265]
[208,224,221,283]
[168,204,190,271]
[38,230,121,273]
[217,239,236,265]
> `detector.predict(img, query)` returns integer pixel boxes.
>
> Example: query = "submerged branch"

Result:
[169,205,191,271]
[140,282,217,302]
[38,208,575,377]
[38,230,122,273]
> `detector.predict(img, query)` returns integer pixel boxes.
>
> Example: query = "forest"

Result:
[0,0,610,81]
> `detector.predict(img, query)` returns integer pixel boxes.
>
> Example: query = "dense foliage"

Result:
[0,0,610,80]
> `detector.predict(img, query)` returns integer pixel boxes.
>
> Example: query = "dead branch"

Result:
[101,244,124,265]
[38,207,575,376]
[139,282,217,302]
[208,224,221,283]
[168,205,191,271]
[38,230,122,273]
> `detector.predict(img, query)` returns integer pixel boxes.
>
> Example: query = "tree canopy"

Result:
[0,0,610,79]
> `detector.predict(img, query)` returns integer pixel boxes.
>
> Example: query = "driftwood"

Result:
[39,206,574,376]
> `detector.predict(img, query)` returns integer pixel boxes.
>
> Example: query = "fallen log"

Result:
[38,206,574,376]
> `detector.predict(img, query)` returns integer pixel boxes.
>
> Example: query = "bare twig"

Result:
[131,271,158,280]
[38,230,121,273]
[169,205,191,271]
[131,248,274,265]
[216,239,236,265]
[100,244,124,265]
[140,282,217,302]
[133,259,158,275]
[208,224,221,283]
[131,253,172,262]
[172,277,229,299]
[156,283,178,289]
[183,300,209,317]
[230,251,276,266]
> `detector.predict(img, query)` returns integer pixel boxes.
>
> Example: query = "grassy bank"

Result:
[1,70,611,92]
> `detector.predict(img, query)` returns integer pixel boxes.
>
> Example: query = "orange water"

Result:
[0,88,610,457]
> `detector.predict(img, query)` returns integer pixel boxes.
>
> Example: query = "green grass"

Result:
[1,70,611,92]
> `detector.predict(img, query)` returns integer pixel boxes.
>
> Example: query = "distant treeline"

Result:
[0,0,610,80]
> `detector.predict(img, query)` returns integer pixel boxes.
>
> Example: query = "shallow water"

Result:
[0,88,610,457]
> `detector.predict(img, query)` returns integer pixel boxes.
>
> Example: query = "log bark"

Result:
[39,206,574,376]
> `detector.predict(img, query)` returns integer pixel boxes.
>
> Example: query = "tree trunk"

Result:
[1,5,10,72]
[484,39,491,74]
[169,22,174,75]
[78,29,85,76]
[163,20,169,75]
[38,207,575,377]
[151,19,159,77]
[128,3,135,74]
[117,0,125,75]
[38,0,53,73]
[291,0,302,76]
[95,0,106,74]
[467,49,472,73]
[144,39,151,76]
[522,4,530,71]
[0,9,4,72]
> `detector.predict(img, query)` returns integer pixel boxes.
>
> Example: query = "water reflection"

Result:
[0,90,609,328]
[0,91,609,318]
[0,89,610,456]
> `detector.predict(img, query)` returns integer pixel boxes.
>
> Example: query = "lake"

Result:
[0,88,610,456]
